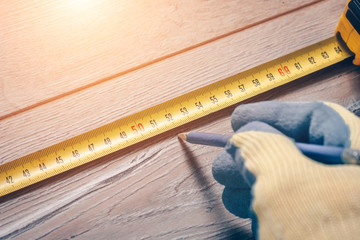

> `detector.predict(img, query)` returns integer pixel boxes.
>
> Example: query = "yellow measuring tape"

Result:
[0,36,354,197]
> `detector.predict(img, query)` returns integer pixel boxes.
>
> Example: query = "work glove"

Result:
[212,101,360,240]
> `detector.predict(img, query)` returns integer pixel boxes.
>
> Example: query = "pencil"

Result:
[178,131,360,165]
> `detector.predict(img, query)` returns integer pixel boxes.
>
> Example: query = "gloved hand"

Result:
[212,101,360,239]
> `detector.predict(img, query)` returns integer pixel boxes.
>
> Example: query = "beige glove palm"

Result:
[232,131,360,239]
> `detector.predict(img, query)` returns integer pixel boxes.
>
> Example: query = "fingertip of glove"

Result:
[231,101,275,131]
[212,149,250,188]
[231,101,355,147]
[222,187,252,218]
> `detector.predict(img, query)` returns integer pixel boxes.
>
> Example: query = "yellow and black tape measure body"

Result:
[336,0,360,65]
[1,0,360,197]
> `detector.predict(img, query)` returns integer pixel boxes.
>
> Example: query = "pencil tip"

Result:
[178,132,188,141]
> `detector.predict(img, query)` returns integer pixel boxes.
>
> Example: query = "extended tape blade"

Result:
[0,36,353,197]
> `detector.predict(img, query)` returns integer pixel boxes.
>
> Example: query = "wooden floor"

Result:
[1,0,359,239]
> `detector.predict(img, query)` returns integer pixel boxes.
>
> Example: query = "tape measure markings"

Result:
[0,36,353,197]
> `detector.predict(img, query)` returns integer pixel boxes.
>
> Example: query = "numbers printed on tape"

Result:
[0,36,353,197]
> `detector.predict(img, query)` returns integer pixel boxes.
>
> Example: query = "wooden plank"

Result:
[0,0,348,164]
[0,0,318,118]
[1,0,359,239]
[1,64,359,239]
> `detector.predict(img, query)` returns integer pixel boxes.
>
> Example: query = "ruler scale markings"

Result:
[0,36,353,197]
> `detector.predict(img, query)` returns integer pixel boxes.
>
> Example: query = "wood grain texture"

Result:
[0,0,348,164]
[1,0,359,239]
[0,0,317,118]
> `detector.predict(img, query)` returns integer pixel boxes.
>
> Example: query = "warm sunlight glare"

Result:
[61,0,107,18]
